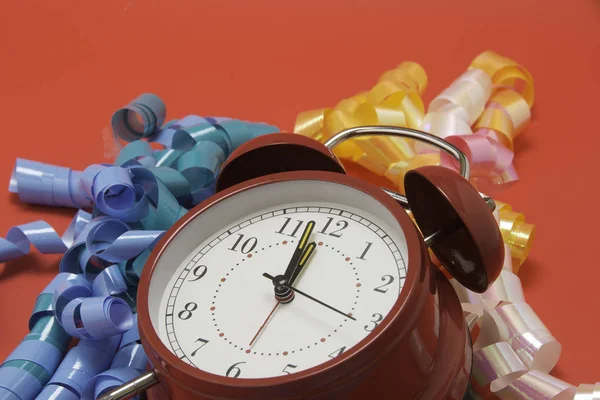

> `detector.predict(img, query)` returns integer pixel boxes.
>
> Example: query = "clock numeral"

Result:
[364,313,384,332]
[317,217,349,238]
[357,242,373,260]
[276,217,304,237]
[328,346,346,359]
[282,364,298,375]
[178,302,198,320]
[188,265,207,282]
[228,234,258,254]
[226,361,246,378]
[374,275,395,294]
[190,338,209,356]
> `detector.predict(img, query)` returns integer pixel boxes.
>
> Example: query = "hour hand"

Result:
[289,241,316,284]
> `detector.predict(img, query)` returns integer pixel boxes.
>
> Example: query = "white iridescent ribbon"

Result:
[450,212,583,399]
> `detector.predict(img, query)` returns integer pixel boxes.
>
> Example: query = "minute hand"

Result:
[262,273,356,321]
[281,220,316,282]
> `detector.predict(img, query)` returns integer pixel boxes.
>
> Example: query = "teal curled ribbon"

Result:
[1,92,281,399]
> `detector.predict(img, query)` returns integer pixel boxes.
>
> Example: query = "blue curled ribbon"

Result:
[40,335,122,398]
[52,273,93,325]
[0,276,73,400]
[60,296,133,340]
[51,265,134,340]
[59,215,164,277]
[2,92,281,399]
[0,210,91,264]
[8,158,92,209]
[92,264,128,296]
[111,93,166,143]
[82,314,148,400]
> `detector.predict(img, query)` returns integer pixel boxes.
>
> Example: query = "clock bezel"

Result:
[138,169,432,399]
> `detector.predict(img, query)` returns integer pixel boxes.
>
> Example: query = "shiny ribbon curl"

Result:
[40,335,122,398]
[111,93,167,144]
[0,210,91,264]
[294,61,427,178]
[0,275,73,400]
[470,51,535,108]
[1,93,281,399]
[51,266,134,340]
[412,52,533,192]
[495,201,536,270]
[82,315,148,400]
[8,158,92,210]
[449,211,568,400]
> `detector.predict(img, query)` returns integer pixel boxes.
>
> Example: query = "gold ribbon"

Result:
[293,61,428,179]
[495,200,536,270]
[470,50,535,108]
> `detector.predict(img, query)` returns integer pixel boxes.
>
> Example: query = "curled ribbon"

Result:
[111,93,167,144]
[8,158,92,210]
[51,265,133,340]
[0,210,91,264]
[496,200,536,270]
[60,296,133,340]
[449,209,570,399]
[82,315,148,400]
[294,61,427,178]
[470,50,535,108]
[1,92,280,399]
[41,335,122,398]
[0,275,73,400]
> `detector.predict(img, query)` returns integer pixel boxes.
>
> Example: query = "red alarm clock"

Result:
[100,126,503,400]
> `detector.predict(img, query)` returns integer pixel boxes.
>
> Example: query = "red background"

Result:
[1,0,599,390]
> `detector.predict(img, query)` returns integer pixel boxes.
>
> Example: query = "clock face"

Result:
[149,179,410,380]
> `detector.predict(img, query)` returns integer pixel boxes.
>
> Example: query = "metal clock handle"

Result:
[324,125,495,212]
[97,370,158,400]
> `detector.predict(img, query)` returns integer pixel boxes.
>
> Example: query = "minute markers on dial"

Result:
[161,204,406,378]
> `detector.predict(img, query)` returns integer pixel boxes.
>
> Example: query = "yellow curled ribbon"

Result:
[494,200,536,270]
[294,61,427,178]
[470,50,535,108]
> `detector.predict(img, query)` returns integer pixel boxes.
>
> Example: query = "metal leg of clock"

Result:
[97,371,159,400]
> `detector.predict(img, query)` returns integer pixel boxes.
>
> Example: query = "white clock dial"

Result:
[149,179,409,380]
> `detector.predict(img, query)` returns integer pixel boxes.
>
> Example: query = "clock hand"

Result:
[276,220,316,284]
[263,273,356,321]
[248,243,318,347]
[248,301,280,347]
[289,241,316,284]
[273,241,317,303]
[272,220,316,302]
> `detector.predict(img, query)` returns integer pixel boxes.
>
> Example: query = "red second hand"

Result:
[248,301,281,347]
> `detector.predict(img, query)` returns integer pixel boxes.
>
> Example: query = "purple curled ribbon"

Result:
[82,315,148,400]
[81,165,150,223]
[0,210,91,264]
[2,93,282,399]
[52,273,93,325]
[8,158,91,209]
[92,265,128,296]
[45,335,121,397]
[3,339,63,377]
[111,93,166,143]
[85,218,163,263]
[61,296,133,340]
[82,367,140,400]
[59,215,164,277]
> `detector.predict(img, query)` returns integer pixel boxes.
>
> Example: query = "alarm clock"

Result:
[101,126,504,400]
